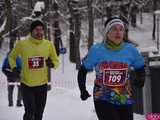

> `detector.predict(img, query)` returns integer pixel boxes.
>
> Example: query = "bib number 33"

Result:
[28,56,44,69]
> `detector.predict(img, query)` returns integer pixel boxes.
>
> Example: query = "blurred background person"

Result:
[2,52,22,107]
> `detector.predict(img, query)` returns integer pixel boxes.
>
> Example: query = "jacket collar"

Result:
[104,39,124,50]
[28,35,44,44]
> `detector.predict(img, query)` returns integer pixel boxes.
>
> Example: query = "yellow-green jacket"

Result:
[9,36,59,87]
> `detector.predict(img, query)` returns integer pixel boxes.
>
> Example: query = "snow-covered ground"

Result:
[0,13,156,120]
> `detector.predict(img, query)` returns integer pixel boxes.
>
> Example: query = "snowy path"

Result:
[0,84,145,120]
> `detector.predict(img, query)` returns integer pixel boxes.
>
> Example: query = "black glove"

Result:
[47,84,51,91]
[45,57,54,68]
[131,67,145,88]
[12,67,21,79]
[80,89,91,101]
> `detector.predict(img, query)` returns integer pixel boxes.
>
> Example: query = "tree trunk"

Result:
[152,14,156,40]
[130,5,137,27]
[28,0,33,9]
[9,14,17,50]
[68,0,77,63]
[0,0,12,48]
[75,13,81,69]
[53,2,63,56]
[44,0,49,12]
[87,0,94,49]
[152,0,157,40]
[69,16,76,63]
[54,21,62,56]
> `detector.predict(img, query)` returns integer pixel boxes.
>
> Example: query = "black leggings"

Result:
[21,83,47,120]
[94,100,133,120]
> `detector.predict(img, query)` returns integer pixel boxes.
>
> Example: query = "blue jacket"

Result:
[2,55,21,82]
[81,42,144,105]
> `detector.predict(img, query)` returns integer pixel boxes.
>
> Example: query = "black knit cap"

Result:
[30,20,44,32]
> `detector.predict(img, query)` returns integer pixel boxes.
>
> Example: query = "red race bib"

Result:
[103,68,128,87]
[28,56,44,69]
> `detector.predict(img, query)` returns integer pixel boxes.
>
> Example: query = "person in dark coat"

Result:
[2,53,22,107]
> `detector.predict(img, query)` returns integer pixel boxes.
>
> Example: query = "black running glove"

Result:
[45,57,54,68]
[12,67,21,79]
[131,67,145,88]
[80,89,91,101]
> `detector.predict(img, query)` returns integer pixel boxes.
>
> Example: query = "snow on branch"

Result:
[154,10,160,15]
[33,1,45,12]
[92,4,104,15]
[0,17,7,33]
[2,25,22,38]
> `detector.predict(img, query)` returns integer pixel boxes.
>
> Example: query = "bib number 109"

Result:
[103,69,127,87]
[108,75,122,83]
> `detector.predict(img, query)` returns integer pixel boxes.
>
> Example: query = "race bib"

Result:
[28,56,44,69]
[103,68,128,87]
